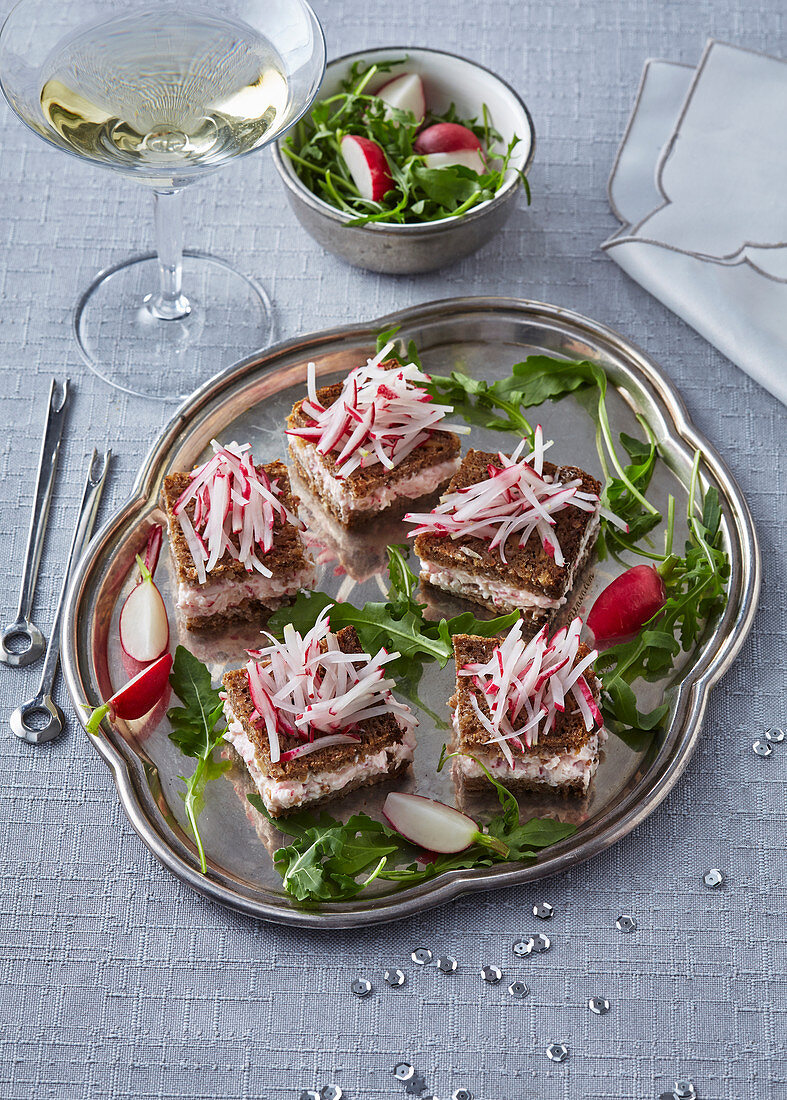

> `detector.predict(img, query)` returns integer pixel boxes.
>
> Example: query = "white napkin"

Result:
[603,40,787,407]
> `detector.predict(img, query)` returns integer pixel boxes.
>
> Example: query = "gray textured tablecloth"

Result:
[1,2,785,1098]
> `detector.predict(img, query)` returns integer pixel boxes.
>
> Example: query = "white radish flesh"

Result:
[119,573,169,663]
[376,72,426,123]
[422,150,486,174]
[340,134,394,201]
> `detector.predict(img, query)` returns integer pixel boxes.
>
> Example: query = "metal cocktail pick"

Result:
[10,449,110,743]
[0,379,69,666]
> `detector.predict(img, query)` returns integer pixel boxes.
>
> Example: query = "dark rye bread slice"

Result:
[221,625,411,786]
[286,361,461,527]
[450,633,601,759]
[414,449,601,601]
[161,459,312,587]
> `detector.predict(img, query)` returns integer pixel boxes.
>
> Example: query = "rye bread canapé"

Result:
[222,621,417,817]
[286,349,464,527]
[450,617,606,797]
[162,443,316,632]
[408,434,602,621]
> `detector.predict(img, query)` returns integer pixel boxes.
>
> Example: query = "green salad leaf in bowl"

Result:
[283,57,531,226]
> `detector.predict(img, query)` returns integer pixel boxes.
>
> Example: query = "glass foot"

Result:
[74,250,273,402]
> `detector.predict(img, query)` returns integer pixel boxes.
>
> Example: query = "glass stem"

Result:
[148,188,191,321]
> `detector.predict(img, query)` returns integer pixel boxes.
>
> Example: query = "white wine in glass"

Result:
[0,1,326,400]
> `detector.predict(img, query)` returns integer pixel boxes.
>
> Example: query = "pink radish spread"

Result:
[224,709,416,814]
[175,563,317,618]
[451,715,606,793]
[291,437,459,518]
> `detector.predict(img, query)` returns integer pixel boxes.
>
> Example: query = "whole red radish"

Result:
[340,135,394,201]
[376,72,426,123]
[85,652,173,733]
[587,564,667,649]
[383,791,508,857]
[119,554,169,664]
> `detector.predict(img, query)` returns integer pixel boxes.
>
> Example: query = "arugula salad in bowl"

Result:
[272,48,535,273]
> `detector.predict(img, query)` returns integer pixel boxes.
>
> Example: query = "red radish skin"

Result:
[376,72,426,123]
[414,122,483,155]
[341,135,394,201]
[383,791,507,856]
[422,149,486,174]
[587,564,667,649]
[85,653,173,733]
[119,557,169,663]
[142,524,163,577]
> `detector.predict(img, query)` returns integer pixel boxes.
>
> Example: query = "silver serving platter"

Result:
[61,297,760,927]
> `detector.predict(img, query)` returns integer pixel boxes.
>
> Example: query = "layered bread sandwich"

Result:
[407,429,603,623]
[450,616,605,797]
[221,611,417,817]
[162,440,316,631]
[286,343,466,527]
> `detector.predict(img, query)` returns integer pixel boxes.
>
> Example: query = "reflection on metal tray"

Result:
[61,297,760,927]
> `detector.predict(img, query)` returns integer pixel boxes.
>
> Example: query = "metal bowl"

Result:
[271,47,536,274]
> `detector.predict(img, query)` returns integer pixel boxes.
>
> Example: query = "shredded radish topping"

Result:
[173,440,300,585]
[245,608,416,764]
[406,428,623,566]
[286,342,469,477]
[458,617,602,765]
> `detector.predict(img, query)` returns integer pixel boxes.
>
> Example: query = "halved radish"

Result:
[383,791,508,856]
[587,564,667,649]
[376,72,426,124]
[422,150,486,173]
[414,122,483,155]
[119,555,169,663]
[85,653,173,733]
[341,134,394,201]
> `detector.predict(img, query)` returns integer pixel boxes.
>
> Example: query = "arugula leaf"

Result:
[270,546,519,715]
[248,748,578,904]
[167,646,231,873]
[283,58,530,226]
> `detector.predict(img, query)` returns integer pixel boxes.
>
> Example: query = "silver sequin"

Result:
[321,1088,343,1100]
[452,1090,473,1100]
[533,901,554,919]
[351,978,372,997]
[481,965,502,984]
[616,914,637,933]
[546,1042,568,1062]
[437,956,458,973]
[384,968,406,987]
[300,1092,320,1100]
[674,1081,697,1099]
[702,868,724,889]
[508,981,530,998]
[753,739,773,757]
[405,1074,427,1095]
[765,726,785,743]
[522,933,550,954]
[411,948,433,965]
[588,996,611,1015]
[512,939,529,957]
[394,1063,415,1081]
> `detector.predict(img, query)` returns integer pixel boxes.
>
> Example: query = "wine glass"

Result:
[0,0,325,400]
